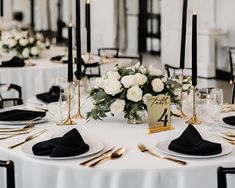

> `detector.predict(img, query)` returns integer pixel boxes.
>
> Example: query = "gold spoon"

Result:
[89,148,125,167]
[0,124,34,133]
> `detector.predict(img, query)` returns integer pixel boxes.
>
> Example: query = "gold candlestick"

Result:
[178,69,188,118]
[62,82,76,125]
[73,79,84,119]
[186,86,201,125]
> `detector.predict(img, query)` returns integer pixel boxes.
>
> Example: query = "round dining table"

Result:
[0,97,235,188]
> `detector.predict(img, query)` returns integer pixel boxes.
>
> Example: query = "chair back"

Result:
[0,160,15,188]
[0,84,23,109]
[218,167,235,188]
[164,64,191,78]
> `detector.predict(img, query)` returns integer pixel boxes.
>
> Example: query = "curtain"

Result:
[114,0,127,51]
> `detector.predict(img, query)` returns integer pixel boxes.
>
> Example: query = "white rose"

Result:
[22,48,29,58]
[7,39,17,48]
[29,37,34,44]
[31,47,39,56]
[149,67,162,76]
[35,33,44,41]
[106,71,120,80]
[127,86,143,102]
[151,78,164,92]
[110,99,125,115]
[134,73,147,86]
[14,33,23,40]
[121,75,135,88]
[139,65,147,74]
[19,38,28,46]
[161,76,168,83]
[104,80,122,96]
[182,84,191,90]
[143,93,152,105]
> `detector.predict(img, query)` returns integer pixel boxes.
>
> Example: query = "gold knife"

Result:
[80,147,114,166]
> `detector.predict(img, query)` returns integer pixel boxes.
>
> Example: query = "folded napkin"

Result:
[0,56,25,67]
[36,86,62,103]
[223,116,235,125]
[32,128,89,157]
[0,109,46,121]
[50,55,65,61]
[168,124,222,156]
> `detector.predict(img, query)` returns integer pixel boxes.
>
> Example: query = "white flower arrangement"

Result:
[2,30,45,58]
[87,64,191,121]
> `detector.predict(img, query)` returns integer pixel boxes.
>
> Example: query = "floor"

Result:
[141,54,232,103]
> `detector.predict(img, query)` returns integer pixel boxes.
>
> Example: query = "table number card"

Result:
[146,95,174,134]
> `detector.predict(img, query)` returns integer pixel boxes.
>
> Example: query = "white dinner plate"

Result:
[0,118,47,125]
[21,137,104,160]
[155,139,233,159]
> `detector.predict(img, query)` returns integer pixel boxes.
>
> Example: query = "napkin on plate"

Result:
[36,86,62,103]
[0,56,25,67]
[168,124,222,156]
[0,109,46,121]
[32,128,89,157]
[223,116,235,125]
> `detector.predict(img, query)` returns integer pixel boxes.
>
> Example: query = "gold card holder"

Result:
[146,95,174,134]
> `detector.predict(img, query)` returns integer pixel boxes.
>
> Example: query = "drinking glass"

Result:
[200,88,223,131]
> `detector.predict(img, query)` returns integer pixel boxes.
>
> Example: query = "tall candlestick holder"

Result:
[73,79,84,119]
[178,69,188,118]
[62,82,76,125]
[186,86,201,125]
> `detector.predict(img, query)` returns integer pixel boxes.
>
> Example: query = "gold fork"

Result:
[137,144,187,165]
[0,124,34,133]
[0,130,32,140]
[8,129,47,149]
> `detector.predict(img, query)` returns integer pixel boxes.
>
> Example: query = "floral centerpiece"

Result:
[87,63,191,123]
[1,30,45,59]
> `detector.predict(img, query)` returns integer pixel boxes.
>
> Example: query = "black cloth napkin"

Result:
[168,124,222,156]
[50,55,65,61]
[36,86,62,103]
[0,109,46,121]
[0,56,25,67]
[32,128,89,157]
[223,116,235,126]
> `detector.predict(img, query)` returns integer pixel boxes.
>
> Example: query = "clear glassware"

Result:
[200,88,223,131]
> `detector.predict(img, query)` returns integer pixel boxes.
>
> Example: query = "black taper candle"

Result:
[76,0,82,80]
[86,0,91,53]
[179,0,188,69]
[192,13,197,86]
[68,24,73,82]
[0,0,3,17]
[30,0,35,30]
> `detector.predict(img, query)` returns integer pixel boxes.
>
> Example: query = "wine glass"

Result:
[201,88,223,131]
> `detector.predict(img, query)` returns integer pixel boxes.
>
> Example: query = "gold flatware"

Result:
[8,129,47,149]
[221,135,235,142]
[137,144,187,165]
[222,131,235,138]
[0,130,32,140]
[80,147,114,166]
[0,124,34,132]
[89,148,125,167]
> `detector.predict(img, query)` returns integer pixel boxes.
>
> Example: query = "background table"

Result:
[0,104,234,188]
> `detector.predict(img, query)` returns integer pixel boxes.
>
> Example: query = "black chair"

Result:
[164,64,192,78]
[218,167,235,188]
[0,160,15,188]
[81,59,101,79]
[117,54,143,65]
[97,48,119,58]
[228,48,235,103]
[0,84,23,109]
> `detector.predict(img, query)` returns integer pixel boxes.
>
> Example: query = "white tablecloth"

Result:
[0,46,68,101]
[0,100,235,188]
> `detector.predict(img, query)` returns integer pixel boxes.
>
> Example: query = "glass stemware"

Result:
[199,88,223,131]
